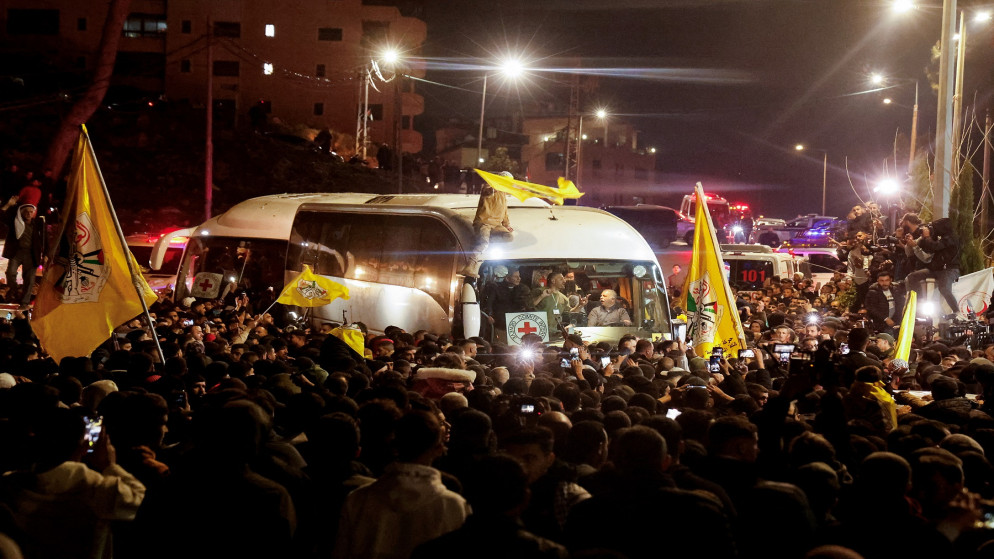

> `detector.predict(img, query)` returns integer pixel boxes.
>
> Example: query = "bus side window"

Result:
[291,211,349,277]
[415,218,458,308]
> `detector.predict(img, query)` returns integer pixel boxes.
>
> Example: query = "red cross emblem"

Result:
[517,322,538,335]
[198,278,214,292]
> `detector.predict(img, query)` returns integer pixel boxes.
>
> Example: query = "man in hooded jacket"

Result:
[2,187,46,308]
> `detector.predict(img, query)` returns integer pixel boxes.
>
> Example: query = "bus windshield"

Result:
[130,245,183,275]
[478,259,672,343]
[175,236,289,301]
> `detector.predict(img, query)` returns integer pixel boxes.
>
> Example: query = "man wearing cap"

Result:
[2,189,46,308]
[873,333,896,360]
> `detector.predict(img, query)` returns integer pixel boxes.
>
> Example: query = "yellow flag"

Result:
[277,265,349,307]
[330,325,366,359]
[894,290,916,361]
[32,127,157,361]
[475,169,584,206]
[681,182,747,356]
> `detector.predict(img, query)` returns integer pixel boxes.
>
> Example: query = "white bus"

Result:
[164,193,675,344]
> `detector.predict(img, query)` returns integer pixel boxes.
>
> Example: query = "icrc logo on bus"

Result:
[506,312,550,345]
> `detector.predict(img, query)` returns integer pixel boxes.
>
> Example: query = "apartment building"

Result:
[1,0,426,153]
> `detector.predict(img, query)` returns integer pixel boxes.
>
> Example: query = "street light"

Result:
[595,108,609,146]
[795,144,828,216]
[875,178,900,195]
[476,56,527,166]
[892,0,916,13]
[869,72,920,173]
[889,0,993,217]
[577,109,608,188]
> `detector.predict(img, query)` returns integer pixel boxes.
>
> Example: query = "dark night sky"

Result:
[418,0,994,218]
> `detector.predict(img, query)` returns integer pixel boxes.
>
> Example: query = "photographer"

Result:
[905,218,960,315]
[895,213,925,281]
[837,233,872,312]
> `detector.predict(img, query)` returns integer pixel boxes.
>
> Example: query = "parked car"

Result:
[777,246,844,286]
[756,214,837,245]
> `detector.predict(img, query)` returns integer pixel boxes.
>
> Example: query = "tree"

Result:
[950,161,985,274]
[481,147,519,175]
[42,0,133,176]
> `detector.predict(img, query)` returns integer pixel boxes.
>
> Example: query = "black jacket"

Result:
[3,206,46,264]
[917,217,959,271]
[864,282,906,330]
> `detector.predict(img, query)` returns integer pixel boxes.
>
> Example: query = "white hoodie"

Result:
[333,462,468,559]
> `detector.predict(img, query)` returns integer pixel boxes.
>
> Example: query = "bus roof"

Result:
[194,192,657,263]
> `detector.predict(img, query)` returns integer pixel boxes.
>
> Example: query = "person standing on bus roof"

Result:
[459,172,514,279]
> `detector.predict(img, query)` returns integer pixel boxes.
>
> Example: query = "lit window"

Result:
[263,62,274,75]
[265,24,274,37]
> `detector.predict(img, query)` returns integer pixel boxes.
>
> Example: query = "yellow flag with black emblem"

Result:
[277,264,349,307]
[32,126,157,361]
[681,182,747,356]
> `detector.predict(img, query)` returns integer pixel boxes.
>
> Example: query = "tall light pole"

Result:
[933,0,958,219]
[870,72,920,173]
[795,144,828,215]
[476,56,525,167]
[597,108,608,146]
[379,48,404,193]
[951,9,966,181]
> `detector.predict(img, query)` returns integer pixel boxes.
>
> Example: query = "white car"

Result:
[777,246,843,286]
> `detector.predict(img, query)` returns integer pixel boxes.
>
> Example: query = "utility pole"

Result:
[205,18,213,221]
[563,76,580,182]
[395,74,403,193]
[908,81,919,173]
[933,0,958,219]
[951,10,966,181]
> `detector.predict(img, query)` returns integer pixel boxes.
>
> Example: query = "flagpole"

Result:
[80,125,165,363]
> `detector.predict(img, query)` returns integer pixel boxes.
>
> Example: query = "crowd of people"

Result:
[0,191,992,558]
